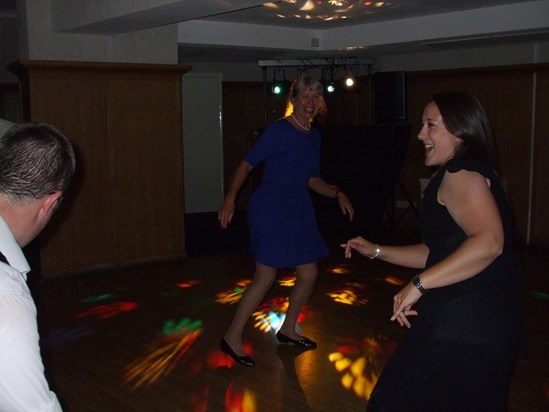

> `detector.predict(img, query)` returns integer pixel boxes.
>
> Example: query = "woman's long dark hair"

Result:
[433,92,497,169]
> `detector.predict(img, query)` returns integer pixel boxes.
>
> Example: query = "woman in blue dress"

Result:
[219,75,354,366]
[342,92,522,411]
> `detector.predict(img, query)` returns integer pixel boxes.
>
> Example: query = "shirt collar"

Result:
[0,214,31,276]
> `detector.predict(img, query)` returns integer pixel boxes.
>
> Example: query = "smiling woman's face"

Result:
[292,87,322,121]
[418,101,463,167]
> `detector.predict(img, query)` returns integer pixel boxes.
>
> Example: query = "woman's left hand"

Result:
[391,281,421,328]
[337,192,354,221]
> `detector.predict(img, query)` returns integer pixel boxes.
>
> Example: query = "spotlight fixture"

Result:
[343,75,355,89]
[325,81,337,94]
[271,68,290,96]
[342,57,360,91]
[321,67,338,94]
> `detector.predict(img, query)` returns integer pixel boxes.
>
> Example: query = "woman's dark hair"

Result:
[433,91,497,168]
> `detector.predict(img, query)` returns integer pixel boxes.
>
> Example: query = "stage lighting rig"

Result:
[271,68,290,96]
[321,66,338,94]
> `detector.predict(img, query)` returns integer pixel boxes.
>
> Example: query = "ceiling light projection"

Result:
[269,0,392,22]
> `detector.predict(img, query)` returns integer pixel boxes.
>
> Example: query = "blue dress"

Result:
[244,119,329,268]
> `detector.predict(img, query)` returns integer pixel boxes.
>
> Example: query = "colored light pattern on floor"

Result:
[44,255,546,410]
[42,325,93,347]
[122,317,203,389]
[80,292,115,303]
[325,264,352,275]
[75,301,138,320]
[252,297,307,333]
[529,290,549,301]
[225,383,257,412]
[377,275,407,286]
[327,282,368,305]
[329,335,397,400]
[177,279,200,288]
[216,279,252,304]
[277,274,296,287]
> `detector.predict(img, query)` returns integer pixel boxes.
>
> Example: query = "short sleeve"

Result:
[445,157,493,179]
[244,123,281,167]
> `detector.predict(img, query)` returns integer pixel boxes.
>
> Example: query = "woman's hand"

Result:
[391,281,421,328]
[341,236,377,259]
[337,192,354,222]
[218,199,235,229]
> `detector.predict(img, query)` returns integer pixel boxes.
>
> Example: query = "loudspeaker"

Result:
[374,71,406,124]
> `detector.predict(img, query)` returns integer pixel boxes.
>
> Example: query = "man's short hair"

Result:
[0,123,76,201]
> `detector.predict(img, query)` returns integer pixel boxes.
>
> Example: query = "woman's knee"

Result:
[295,263,318,282]
[252,263,277,288]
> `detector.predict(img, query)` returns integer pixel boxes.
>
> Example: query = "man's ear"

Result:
[40,191,63,216]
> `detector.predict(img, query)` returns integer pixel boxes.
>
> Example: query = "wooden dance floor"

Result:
[31,222,548,411]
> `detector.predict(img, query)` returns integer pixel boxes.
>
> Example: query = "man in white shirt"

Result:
[0,123,76,412]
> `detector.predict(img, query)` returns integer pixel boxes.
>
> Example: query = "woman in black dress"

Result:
[342,92,522,411]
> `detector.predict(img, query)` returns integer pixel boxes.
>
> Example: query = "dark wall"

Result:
[313,124,412,242]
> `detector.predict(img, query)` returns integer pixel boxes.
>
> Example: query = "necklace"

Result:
[291,114,311,131]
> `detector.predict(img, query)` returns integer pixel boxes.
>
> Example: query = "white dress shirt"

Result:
[0,216,62,412]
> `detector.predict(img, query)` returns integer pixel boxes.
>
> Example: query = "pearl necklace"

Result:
[291,114,311,132]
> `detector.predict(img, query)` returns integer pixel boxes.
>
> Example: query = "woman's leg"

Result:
[223,262,277,355]
[278,262,318,339]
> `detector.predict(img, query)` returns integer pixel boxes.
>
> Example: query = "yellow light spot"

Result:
[335,357,352,371]
[350,357,366,376]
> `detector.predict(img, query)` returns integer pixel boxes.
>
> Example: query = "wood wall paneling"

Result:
[9,61,191,276]
[27,73,117,270]
[110,78,185,262]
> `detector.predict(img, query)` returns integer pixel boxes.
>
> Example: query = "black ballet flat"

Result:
[219,338,255,366]
[276,331,317,349]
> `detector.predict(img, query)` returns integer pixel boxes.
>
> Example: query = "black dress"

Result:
[367,158,522,412]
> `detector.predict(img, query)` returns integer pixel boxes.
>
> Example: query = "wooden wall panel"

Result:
[24,74,118,270]
[110,78,185,262]
[10,61,191,276]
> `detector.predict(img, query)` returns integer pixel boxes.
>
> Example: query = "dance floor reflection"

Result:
[35,247,548,412]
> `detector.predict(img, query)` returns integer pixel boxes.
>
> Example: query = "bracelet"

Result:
[334,189,341,199]
[412,275,429,295]
[369,244,381,260]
